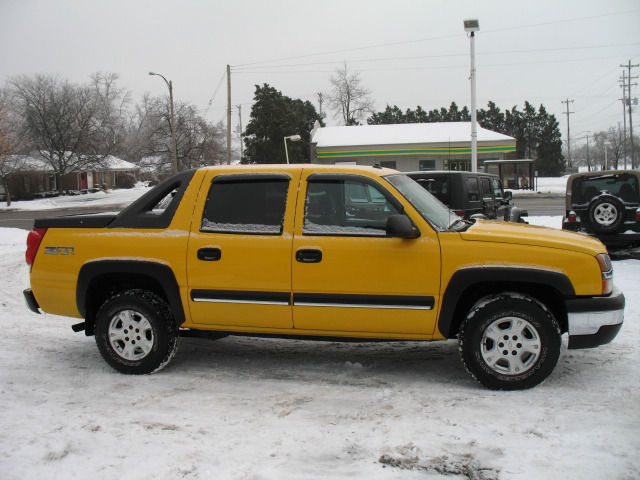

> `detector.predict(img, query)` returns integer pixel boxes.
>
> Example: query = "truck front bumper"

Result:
[566,287,624,349]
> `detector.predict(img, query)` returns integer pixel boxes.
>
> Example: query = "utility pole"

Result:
[562,99,574,168]
[620,72,628,169]
[621,60,638,169]
[586,131,591,171]
[226,64,231,165]
[237,104,244,159]
[317,92,324,119]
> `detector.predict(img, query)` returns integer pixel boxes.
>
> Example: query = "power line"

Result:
[232,44,640,72]
[231,9,640,69]
[202,69,227,117]
[233,55,640,77]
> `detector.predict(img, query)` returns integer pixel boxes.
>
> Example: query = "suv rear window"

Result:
[573,173,639,204]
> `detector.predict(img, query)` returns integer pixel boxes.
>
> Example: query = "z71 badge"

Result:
[44,246,75,255]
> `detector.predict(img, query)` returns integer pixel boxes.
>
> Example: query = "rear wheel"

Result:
[588,195,625,234]
[95,290,178,374]
[459,293,561,390]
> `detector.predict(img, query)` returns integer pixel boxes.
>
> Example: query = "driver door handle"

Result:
[296,249,322,263]
[197,248,222,261]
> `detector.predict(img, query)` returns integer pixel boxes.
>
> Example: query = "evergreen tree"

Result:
[405,105,429,123]
[445,102,470,122]
[367,105,406,125]
[477,101,505,133]
[536,107,565,176]
[243,84,323,164]
[366,100,566,175]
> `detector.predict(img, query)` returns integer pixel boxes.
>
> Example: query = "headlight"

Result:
[596,253,613,295]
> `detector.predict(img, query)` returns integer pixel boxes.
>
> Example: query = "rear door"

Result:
[186,170,299,329]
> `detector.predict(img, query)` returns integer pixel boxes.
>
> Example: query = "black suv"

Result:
[406,171,528,222]
[562,170,640,247]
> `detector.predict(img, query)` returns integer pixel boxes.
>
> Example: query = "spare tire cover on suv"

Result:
[588,195,625,234]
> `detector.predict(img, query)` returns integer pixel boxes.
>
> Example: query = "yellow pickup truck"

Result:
[24,165,624,390]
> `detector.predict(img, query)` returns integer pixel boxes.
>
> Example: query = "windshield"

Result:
[385,174,459,231]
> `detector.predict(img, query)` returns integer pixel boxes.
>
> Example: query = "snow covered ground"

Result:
[1,178,639,479]
[0,183,151,211]
[1,228,638,480]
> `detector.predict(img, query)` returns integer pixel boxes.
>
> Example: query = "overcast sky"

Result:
[1,0,639,149]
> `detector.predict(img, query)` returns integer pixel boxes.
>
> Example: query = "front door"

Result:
[480,177,497,218]
[186,170,299,329]
[291,172,441,336]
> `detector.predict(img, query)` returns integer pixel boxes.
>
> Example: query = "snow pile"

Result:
[0,228,638,479]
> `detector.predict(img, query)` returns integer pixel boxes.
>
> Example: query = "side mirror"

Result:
[386,214,420,239]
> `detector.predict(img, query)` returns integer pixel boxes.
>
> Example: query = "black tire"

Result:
[588,195,625,234]
[459,293,561,390]
[95,289,178,374]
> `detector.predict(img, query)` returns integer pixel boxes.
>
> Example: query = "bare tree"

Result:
[326,63,374,125]
[604,126,626,169]
[571,126,635,172]
[128,94,225,179]
[9,73,129,195]
[90,72,132,158]
[176,105,225,170]
[0,88,30,206]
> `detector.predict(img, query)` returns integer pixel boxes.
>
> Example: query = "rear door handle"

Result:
[296,249,322,263]
[197,248,222,261]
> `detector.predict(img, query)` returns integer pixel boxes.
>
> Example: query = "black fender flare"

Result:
[77,260,185,328]
[438,267,575,338]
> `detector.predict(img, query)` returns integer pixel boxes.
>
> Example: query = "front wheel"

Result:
[459,293,561,390]
[95,290,178,374]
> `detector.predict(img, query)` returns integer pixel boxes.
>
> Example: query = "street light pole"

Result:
[464,19,480,173]
[149,72,179,174]
[284,135,302,164]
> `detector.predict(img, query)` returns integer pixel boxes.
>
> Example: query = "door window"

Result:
[480,178,492,199]
[303,177,401,236]
[466,177,480,201]
[201,176,289,235]
[492,178,504,199]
